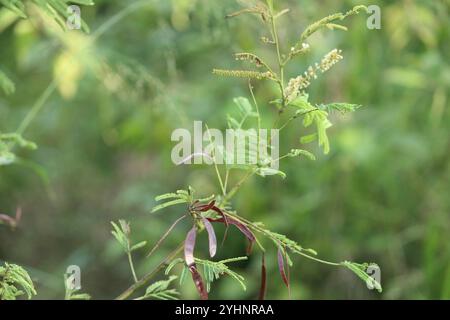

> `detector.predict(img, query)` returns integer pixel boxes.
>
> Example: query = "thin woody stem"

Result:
[127,250,139,283]
[146,215,186,258]
[116,242,185,300]
[278,108,319,131]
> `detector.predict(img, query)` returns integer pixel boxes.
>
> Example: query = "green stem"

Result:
[205,124,226,195]
[278,108,319,132]
[16,80,57,135]
[127,250,139,283]
[116,242,185,300]
[268,6,285,108]
[296,251,341,267]
[224,169,230,194]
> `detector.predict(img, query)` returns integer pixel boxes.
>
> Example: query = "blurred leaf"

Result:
[130,241,147,252]
[0,69,15,94]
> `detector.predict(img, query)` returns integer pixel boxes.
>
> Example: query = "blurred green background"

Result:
[0,0,449,299]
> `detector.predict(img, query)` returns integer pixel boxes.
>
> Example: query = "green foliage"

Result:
[0,133,37,150]
[318,103,361,114]
[0,263,36,300]
[289,95,332,154]
[286,149,316,161]
[165,257,248,293]
[111,220,130,251]
[342,261,382,293]
[222,211,380,292]
[4,0,445,300]
[110,219,144,249]
[256,167,286,179]
[298,5,368,44]
[146,0,380,298]
[138,276,179,300]
[0,69,15,95]
[111,220,147,253]
[0,0,94,32]
[227,97,258,130]
[111,219,146,283]
[286,97,360,155]
[197,257,247,292]
[151,189,193,213]
[0,133,37,166]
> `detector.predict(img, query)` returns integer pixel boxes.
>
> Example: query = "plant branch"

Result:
[127,250,139,283]
[205,124,226,195]
[16,80,57,135]
[116,241,185,300]
[267,3,286,109]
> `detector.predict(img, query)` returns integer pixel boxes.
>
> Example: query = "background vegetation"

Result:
[0,0,449,299]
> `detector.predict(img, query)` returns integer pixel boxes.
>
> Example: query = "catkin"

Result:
[212,69,273,80]
[284,49,343,102]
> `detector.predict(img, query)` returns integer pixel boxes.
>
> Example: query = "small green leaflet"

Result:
[139,276,179,300]
[0,133,37,150]
[151,199,188,213]
[0,133,38,166]
[196,257,248,292]
[0,150,16,166]
[287,149,316,161]
[164,257,248,293]
[342,261,382,293]
[163,258,189,286]
[111,220,146,253]
[289,95,332,154]
[227,115,241,129]
[292,98,362,155]
[179,265,189,286]
[0,0,27,18]
[0,69,15,95]
[227,97,257,130]
[290,94,313,111]
[318,103,361,114]
[151,189,192,213]
[130,241,147,252]
[256,167,286,179]
[316,115,332,154]
[165,258,184,275]
[300,133,318,144]
[111,220,130,251]
[233,97,258,118]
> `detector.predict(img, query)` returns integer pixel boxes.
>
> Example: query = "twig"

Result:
[116,242,185,300]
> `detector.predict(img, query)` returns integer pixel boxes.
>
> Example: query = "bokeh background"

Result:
[0,0,449,299]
